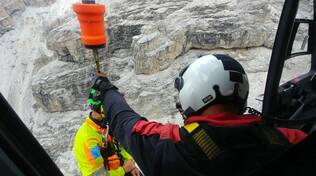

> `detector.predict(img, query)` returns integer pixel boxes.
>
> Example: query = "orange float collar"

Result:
[72,3,107,48]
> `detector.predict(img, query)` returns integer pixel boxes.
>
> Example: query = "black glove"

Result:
[92,76,117,93]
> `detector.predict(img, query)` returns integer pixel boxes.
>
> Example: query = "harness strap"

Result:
[191,127,222,160]
[182,122,291,161]
[100,137,124,170]
[183,123,222,160]
[181,122,292,176]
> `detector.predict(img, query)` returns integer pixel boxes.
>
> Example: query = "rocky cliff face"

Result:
[0,0,57,36]
[24,0,56,6]
[0,0,313,175]
[0,0,25,36]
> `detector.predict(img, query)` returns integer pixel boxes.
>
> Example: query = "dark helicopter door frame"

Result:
[262,0,316,127]
[0,93,63,176]
[252,0,316,175]
[313,0,316,70]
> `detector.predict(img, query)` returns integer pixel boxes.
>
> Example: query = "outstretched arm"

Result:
[102,89,143,149]
[102,89,181,175]
[92,75,180,175]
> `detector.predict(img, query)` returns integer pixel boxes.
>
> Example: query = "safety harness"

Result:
[101,136,124,171]
[180,122,292,176]
[85,117,124,171]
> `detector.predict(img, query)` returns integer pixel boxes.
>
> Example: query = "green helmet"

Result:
[88,89,103,113]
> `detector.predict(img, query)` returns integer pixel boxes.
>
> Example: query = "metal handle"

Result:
[93,49,101,73]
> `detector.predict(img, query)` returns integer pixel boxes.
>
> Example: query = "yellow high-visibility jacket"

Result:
[73,116,133,176]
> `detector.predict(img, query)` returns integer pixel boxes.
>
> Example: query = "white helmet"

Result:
[174,54,249,118]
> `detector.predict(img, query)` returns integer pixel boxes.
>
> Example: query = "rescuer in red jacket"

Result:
[92,54,307,176]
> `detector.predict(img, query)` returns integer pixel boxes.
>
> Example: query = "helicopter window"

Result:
[296,0,313,20]
[280,54,311,85]
[290,23,309,54]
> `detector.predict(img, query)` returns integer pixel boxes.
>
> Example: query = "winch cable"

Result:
[93,49,101,73]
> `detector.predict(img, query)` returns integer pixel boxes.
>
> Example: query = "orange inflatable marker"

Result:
[73,3,107,48]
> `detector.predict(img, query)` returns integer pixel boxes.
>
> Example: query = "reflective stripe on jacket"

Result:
[73,116,132,176]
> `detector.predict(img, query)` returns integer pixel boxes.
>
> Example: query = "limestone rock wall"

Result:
[23,0,56,7]
[31,0,313,117]
[0,0,56,36]
[46,0,311,77]
[34,0,285,113]
[132,0,277,74]
[0,0,25,35]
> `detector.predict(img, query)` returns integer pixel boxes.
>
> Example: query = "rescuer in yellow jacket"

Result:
[73,88,140,176]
